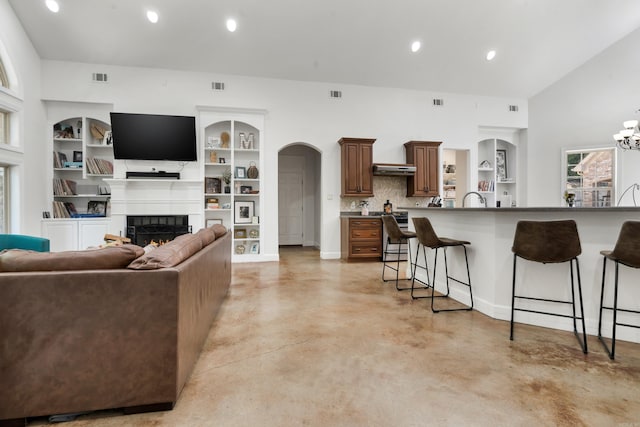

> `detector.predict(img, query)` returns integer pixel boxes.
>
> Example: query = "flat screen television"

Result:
[110,112,197,161]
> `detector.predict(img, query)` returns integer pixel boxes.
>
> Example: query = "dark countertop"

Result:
[398,206,640,213]
[340,211,408,218]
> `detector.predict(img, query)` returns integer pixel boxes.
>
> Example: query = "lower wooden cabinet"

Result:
[341,217,382,261]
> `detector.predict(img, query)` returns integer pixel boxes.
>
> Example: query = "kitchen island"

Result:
[401,206,640,343]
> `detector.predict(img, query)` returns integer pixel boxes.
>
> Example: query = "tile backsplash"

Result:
[340,176,430,212]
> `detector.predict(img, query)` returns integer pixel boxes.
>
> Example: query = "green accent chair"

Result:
[0,234,50,252]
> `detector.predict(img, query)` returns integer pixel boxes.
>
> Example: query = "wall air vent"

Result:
[433,98,444,106]
[92,73,108,83]
[509,105,519,112]
[212,82,225,91]
[329,90,342,99]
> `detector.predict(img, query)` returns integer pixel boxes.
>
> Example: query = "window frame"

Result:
[562,147,616,207]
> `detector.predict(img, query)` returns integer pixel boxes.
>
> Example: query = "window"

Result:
[0,59,8,88]
[0,109,7,145]
[564,148,615,207]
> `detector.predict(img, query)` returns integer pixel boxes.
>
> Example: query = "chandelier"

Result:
[613,119,640,150]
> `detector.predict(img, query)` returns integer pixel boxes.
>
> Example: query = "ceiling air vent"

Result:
[329,90,342,99]
[509,105,519,112]
[212,82,225,91]
[433,98,444,107]
[92,73,108,83]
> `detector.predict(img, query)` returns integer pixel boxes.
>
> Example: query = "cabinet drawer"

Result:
[349,218,381,228]
[350,227,380,239]
[349,242,382,258]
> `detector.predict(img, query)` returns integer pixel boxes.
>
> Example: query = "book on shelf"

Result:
[477,180,495,192]
[53,151,68,168]
[85,157,114,175]
[53,178,77,196]
[52,201,77,218]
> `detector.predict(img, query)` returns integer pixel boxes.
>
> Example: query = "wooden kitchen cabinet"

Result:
[404,140,442,197]
[339,137,375,197]
[341,217,382,261]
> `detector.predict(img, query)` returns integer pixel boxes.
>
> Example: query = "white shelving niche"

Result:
[198,107,264,262]
[477,138,517,207]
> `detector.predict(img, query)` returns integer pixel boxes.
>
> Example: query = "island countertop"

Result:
[400,206,640,344]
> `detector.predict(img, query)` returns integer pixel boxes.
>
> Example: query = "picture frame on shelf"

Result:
[219,157,226,164]
[206,137,219,149]
[234,228,247,239]
[234,201,254,224]
[496,149,507,182]
[249,242,259,254]
[235,166,246,179]
[240,185,252,194]
[205,177,221,194]
[206,218,223,227]
[87,200,107,216]
[73,151,83,162]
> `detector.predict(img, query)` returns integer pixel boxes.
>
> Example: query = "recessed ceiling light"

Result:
[146,10,159,23]
[45,0,59,13]
[486,50,496,61]
[411,41,421,53]
[226,18,237,32]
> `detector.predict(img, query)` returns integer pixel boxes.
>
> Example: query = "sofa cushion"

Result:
[211,224,227,239]
[127,232,203,270]
[196,227,216,246]
[0,244,145,272]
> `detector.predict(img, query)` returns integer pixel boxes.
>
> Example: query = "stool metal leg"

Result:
[382,237,413,291]
[431,245,473,313]
[410,243,432,299]
[598,258,619,359]
[571,258,588,354]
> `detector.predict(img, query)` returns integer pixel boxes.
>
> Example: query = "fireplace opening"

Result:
[127,215,191,246]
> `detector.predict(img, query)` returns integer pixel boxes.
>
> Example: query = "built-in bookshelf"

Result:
[198,108,264,262]
[51,116,113,218]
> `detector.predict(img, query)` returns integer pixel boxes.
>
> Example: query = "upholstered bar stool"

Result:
[510,220,588,353]
[381,215,417,290]
[410,217,473,312]
[598,221,640,359]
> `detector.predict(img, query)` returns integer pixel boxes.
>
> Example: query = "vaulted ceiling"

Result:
[9,0,640,98]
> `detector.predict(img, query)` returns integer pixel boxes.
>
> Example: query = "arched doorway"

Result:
[278,144,321,253]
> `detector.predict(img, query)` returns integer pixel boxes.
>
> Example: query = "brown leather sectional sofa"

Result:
[0,226,231,425]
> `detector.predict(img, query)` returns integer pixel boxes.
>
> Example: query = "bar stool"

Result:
[381,215,417,291]
[410,217,473,312]
[598,221,640,359]
[510,220,588,353]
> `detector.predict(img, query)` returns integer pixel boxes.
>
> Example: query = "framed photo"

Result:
[87,200,107,216]
[206,137,219,149]
[205,177,221,194]
[235,166,246,179]
[234,228,247,239]
[240,185,252,194]
[206,218,223,227]
[219,157,226,164]
[496,149,507,182]
[234,200,254,224]
[73,151,83,162]
[249,242,260,254]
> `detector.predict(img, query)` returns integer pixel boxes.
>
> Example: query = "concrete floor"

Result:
[33,247,640,426]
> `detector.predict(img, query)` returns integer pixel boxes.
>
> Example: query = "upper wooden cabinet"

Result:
[339,137,375,197]
[404,140,442,197]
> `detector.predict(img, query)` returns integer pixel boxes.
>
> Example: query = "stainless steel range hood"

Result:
[372,163,416,176]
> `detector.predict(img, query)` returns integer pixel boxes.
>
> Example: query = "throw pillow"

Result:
[127,233,203,270]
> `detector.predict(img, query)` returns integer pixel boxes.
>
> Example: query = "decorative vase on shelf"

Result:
[361,205,369,216]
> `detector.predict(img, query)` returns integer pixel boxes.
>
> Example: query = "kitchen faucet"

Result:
[462,191,487,208]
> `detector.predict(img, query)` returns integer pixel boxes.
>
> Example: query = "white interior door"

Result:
[278,170,303,245]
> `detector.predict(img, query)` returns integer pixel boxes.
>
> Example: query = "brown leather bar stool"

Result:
[510,220,588,353]
[381,215,417,290]
[598,221,640,359]
[410,217,473,312]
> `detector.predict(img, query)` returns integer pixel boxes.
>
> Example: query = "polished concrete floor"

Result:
[33,247,640,426]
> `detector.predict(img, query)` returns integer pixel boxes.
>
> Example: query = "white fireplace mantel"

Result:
[105,178,203,237]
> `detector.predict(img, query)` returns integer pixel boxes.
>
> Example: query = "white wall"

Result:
[36,60,527,257]
[0,0,46,235]
[528,27,640,206]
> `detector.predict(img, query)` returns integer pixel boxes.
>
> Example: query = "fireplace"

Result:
[126,215,191,246]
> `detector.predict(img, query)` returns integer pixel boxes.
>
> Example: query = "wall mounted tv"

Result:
[110,112,197,161]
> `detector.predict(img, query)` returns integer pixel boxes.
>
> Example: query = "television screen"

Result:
[110,112,197,161]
